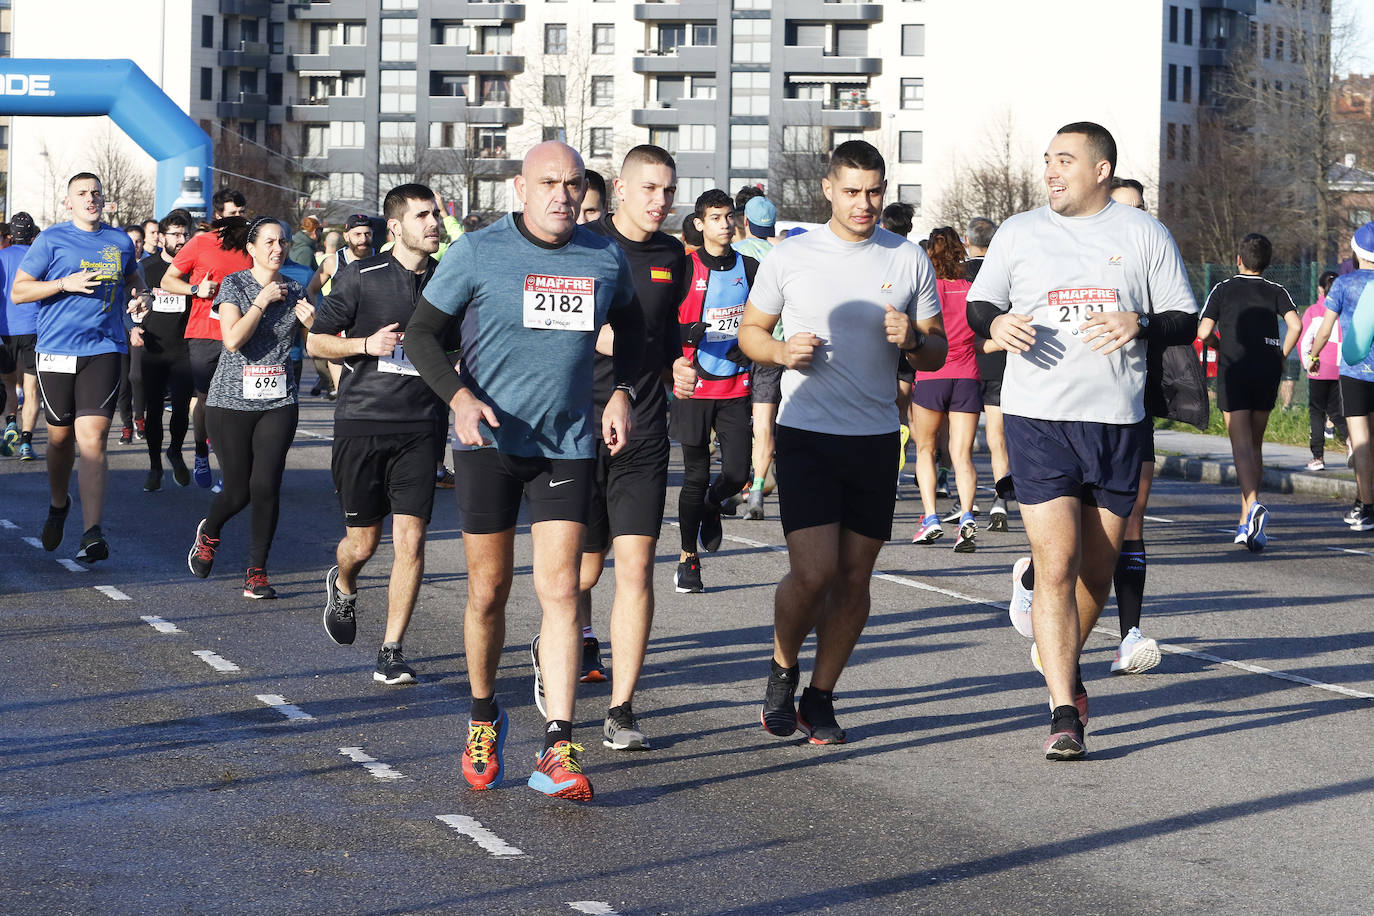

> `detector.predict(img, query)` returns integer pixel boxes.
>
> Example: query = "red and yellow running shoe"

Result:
[462,709,508,790]
[527,741,593,801]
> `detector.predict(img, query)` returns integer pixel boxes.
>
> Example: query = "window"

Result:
[731,71,769,116]
[0,126,9,150]
[733,18,771,63]
[649,128,679,154]
[310,23,334,53]
[380,121,415,151]
[590,128,613,159]
[783,125,823,152]
[1169,5,1178,42]
[330,172,364,199]
[544,75,566,106]
[902,24,925,56]
[267,72,283,107]
[833,24,867,56]
[430,72,467,97]
[692,23,717,46]
[901,77,924,109]
[690,75,717,99]
[1275,28,1284,61]
[429,122,460,149]
[341,22,364,45]
[787,81,824,100]
[432,21,464,45]
[678,177,713,205]
[270,22,284,55]
[1262,24,1271,58]
[200,67,212,102]
[382,18,417,61]
[479,25,513,54]
[545,23,567,55]
[1184,8,1193,45]
[897,184,922,212]
[480,76,510,104]
[201,15,214,49]
[1168,63,1177,102]
[656,76,685,103]
[591,76,613,107]
[681,124,716,151]
[303,125,329,158]
[381,0,416,8]
[341,74,364,96]
[241,18,259,44]
[731,124,769,170]
[1166,122,1177,160]
[659,24,686,53]
[787,22,825,47]
[380,70,415,113]
[593,23,614,54]
[1181,123,1191,162]
[476,128,507,157]
[331,121,364,148]
[899,131,923,163]
[1183,66,1192,104]
[543,126,565,142]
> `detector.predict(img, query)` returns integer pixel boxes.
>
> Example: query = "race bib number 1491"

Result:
[523,275,594,332]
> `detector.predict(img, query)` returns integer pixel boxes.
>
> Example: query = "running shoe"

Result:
[434,465,456,489]
[761,662,800,737]
[322,565,357,646]
[1344,500,1363,525]
[76,525,109,563]
[953,515,977,553]
[699,500,723,553]
[1245,503,1268,553]
[119,426,133,445]
[193,454,212,488]
[167,448,191,487]
[528,741,593,801]
[580,636,608,683]
[243,567,276,599]
[462,709,508,791]
[744,488,764,520]
[1306,457,1325,471]
[986,499,1009,532]
[188,519,218,577]
[941,506,965,524]
[1009,556,1034,638]
[603,703,650,751]
[1044,706,1086,761]
[721,492,745,516]
[796,687,846,745]
[374,645,417,685]
[143,468,162,492]
[531,635,546,717]
[674,555,704,594]
[1031,641,1043,674]
[1350,504,1374,532]
[17,441,35,461]
[134,418,146,440]
[1031,646,1089,727]
[912,513,943,544]
[211,477,223,494]
[0,436,9,458]
[935,467,950,498]
[2,419,17,450]
[1232,525,1247,545]
[41,498,70,552]
[1111,627,1162,675]
[897,424,910,472]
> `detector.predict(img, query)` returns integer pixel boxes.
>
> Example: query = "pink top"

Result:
[1299,295,1342,381]
[917,277,980,381]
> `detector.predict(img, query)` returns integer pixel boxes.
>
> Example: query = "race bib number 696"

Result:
[523,275,594,332]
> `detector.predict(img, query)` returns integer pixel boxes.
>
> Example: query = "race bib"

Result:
[152,289,185,313]
[377,342,420,377]
[1048,288,1120,334]
[38,353,77,374]
[242,364,286,400]
[523,275,594,332]
[702,302,745,343]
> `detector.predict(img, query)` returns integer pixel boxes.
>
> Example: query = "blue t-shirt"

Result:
[18,222,138,357]
[1326,269,1374,381]
[0,244,36,336]
[280,258,314,361]
[422,214,637,459]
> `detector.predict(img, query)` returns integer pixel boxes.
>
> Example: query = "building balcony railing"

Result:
[220,0,271,16]
[448,1,525,21]
[781,46,881,75]
[778,97,881,130]
[217,92,269,121]
[632,45,718,74]
[633,2,721,23]
[630,97,719,127]
[428,47,525,73]
[219,41,271,70]
[780,1,882,23]
[290,0,367,20]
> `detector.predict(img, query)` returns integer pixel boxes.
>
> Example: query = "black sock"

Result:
[1021,560,1035,590]
[1075,665,1085,695]
[1051,705,1081,731]
[470,695,498,724]
[20,430,32,443]
[195,439,209,458]
[770,659,799,681]
[1114,539,1146,637]
[5,414,13,425]
[800,686,832,709]
[543,719,572,750]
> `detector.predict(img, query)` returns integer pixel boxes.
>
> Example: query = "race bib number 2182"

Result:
[523,275,594,332]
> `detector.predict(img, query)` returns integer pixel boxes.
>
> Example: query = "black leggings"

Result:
[204,403,298,569]
[117,348,144,428]
[679,420,751,553]
[1308,379,1347,458]
[141,353,193,464]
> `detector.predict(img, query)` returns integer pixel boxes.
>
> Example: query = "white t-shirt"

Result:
[967,201,1196,424]
[750,223,940,435]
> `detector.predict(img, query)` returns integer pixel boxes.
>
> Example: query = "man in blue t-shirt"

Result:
[404,141,645,803]
[11,173,152,562]
[0,212,42,460]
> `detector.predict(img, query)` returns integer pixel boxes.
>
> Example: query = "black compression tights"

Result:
[679,436,751,553]
[141,356,193,464]
[204,403,298,569]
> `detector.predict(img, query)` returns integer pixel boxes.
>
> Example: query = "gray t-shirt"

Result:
[749,223,940,436]
[206,270,304,411]
[967,202,1196,424]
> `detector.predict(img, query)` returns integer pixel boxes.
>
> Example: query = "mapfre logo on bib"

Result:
[522,274,594,331]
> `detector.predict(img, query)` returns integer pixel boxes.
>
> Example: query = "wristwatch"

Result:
[614,383,637,404]
[1137,312,1151,331]
[901,331,927,355]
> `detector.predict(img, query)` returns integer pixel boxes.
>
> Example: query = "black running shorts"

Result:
[188,337,222,395]
[453,447,595,535]
[750,363,783,406]
[583,434,670,552]
[2,335,36,374]
[332,431,440,527]
[36,351,121,426]
[669,395,751,449]
[1217,367,1280,413]
[1340,376,1374,418]
[773,424,900,541]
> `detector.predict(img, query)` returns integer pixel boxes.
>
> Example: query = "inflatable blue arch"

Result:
[0,59,213,218]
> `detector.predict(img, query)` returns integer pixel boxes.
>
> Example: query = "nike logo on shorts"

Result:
[549,479,573,488]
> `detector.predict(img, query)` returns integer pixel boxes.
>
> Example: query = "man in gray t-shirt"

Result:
[966,122,1197,762]
[739,140,946,746]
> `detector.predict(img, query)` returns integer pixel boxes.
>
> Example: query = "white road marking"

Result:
[1143,515,1174,523]
[0,519,19,529]
[57,559,86,572]
[192,650,240,672]
[435,815,523,857]
[297,428,334,442]
[141,615,182,633]
[339,747,405,780]
[22,536,42,549]
[1324,546,1374,557]
[567,904,620,915]
[93,585,130,601]
[256,694,314,721]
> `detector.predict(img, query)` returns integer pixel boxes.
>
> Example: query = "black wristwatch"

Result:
[901,331,927,355]
[614,383,637,404]
[1137,312,1151,332]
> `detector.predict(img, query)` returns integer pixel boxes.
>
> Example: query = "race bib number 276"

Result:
[523,275,594,332]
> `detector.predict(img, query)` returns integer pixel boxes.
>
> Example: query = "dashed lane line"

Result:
[192,650,241,672]
[141,615,183,634]
[256,694,314,721]
[435,815,524,857]
[1324,546,1374,557]
[1143,515,1174,523]
[57,559,87,572]
[93,585,130,601]
[339,747,405,780]
[21,536,41,549]
[0,519,19,529]
[567,904,620,915]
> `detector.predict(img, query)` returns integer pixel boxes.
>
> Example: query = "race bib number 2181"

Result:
[523,275,594,332]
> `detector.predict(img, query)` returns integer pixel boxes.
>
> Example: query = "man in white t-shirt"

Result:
[966,122,1197,761]
[739,141,946,745]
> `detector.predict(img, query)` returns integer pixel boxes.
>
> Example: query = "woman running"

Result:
[187,217,314,597]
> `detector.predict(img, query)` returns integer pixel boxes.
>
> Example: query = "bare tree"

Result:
[521,24,635,161]
[930,115,1041,229]
[771,123,831,223]
[81,126,156,226]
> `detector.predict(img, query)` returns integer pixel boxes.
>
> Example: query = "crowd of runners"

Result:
[5,119,1374,801]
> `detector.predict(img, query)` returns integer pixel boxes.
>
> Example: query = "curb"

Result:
[1154,453,1358,501]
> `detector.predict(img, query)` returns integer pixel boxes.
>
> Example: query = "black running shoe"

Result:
[1044,705,1086,761]
[580,636,608,683]
[188,519,218,578]
[761,662,800,737]
[674,555,704,593]
[166,447,191,487]
[243,567,276,599]
[143,468,163,492]
[76,526,109,563]
[699,500,723,553]
[322,565,357,646]
[374,645,417,685]
[41,498,70,552]
[797,687,846,745]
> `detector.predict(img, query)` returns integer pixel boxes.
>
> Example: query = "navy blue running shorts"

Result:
[453,447,595,535]
[1003,415,1145,518]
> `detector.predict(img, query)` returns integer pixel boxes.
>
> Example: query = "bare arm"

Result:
[1196,316,1217,344]
[159,264,209,298]
[307,323,401,360]
[1281,310,1301,359]
[306,261,332,300]
[12,268,99,304]
[900,312,949,373]
[221,281,287,352]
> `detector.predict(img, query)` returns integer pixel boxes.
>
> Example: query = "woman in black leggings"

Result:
[187,218,314,598]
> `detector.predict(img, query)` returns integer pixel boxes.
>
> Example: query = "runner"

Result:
[308,214,374,397]
[965,217,1012,530]
[12,173,152,560]
[404,141,644,800]
[731,195,780,520]
[739,140,946,745]
[133,209,196,492]
[1,212,42,461]
[966,122,1197,759]
[578,170,606,225]
[670,189,757,594]
[311,183,450,686]
[186,218,314,598]
[1299,271,1347,471]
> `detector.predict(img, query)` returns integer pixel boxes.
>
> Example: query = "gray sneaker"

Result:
[602,703,650,751]
[323,565,357,646]
[744,489,764,520]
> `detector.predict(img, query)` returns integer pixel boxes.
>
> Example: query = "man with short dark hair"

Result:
[731,195,780,520]
[739,141,946,745]
[579,170,607,225]
[211,187,247,218]
[1,212,43,460]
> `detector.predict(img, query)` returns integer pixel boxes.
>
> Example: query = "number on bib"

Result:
[522,275,595,332]
[242,364,286,400]
[1047,288,1120,335]
[152,289,185,313]
[377,343,420,377]
[38,353,77,374]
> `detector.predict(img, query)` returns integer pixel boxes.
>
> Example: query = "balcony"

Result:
[426,96,468,122]
[289,44,367,72]
[428,47,525,73]
[465,104,522,125]
[634,2,721,22]
[778,97,880,130]
[631,97,719,127]
[449,2,525,21]
[1199,0,1256,12]
[220,0,271,15]
[632,45,719,75]
[219,41,271,69]
[673,151,715,175]
[781,1,882,22]
[290,0,368,20]
[217,92,269,121]
[781,46,881,75]
[287,94,367,121]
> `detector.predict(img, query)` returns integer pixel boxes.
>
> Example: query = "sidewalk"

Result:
[1152,427,1357,501]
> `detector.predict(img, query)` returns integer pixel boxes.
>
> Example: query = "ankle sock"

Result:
[752,475,765,491]
[770,659,799,681]
[382,641,400,651]
[582,625,595,640]
[1051,705,1081,732]
[1021,560,1035,590]
[543,719,572,750]
[470,695,498,723]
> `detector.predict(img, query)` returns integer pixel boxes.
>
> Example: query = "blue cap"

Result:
[1353,221,1374,262]
[744,196,777,229]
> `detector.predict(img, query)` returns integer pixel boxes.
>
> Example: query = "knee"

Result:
[787,562,836,596]
[468,577,512,614]
[345,528,381,561]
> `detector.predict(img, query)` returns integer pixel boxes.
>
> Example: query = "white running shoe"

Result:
[1009,556,1034,638]
[1306,458,1325,471]
[1110,627,1162,675]
[1030,641,1043,674]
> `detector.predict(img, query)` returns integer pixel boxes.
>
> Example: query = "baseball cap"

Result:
[1353,221,1374,263]
[344,213,372,231]
[745,196,777,233]
[9,211,37,244]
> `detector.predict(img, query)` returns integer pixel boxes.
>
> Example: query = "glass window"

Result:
[542,126,565,142]
[480,76,510,104]
[731,71,769,116]
[201,15,213,49]
[681,124,716,151]
[331,121,364,148]
[432,21,464,46]
[692,23,718,46]
[479,25,513,54]
[476,128,507,157]
[898,131,923,162]
[341,23,365,45]
[380,70,415,113]
[591,76,613,107]
[200,68,212,102]
[897,184,922,212]
[832,130,864,148]
[304,125,328,157]
[340,73,365,96]
[783,125,822,152]
[690,76,717,99]
[544,75,566,106]
[901,77,924,109]
[381,0,416,9]
[659,24,686,53]
[379,121,415,151]
[382,19,417,61]
[732,18,771,63]
[428,122,461,149]
[545,23,568,55]
[678,176,713,204]
[270,22,285,55]
[430,72,467,97]
[650,129,679,154]
[330,172,364,199]
[590,128,613,159]
[476,180,508,212]
[656,77,685,103]
[593,23,614,54]
[901,24,925,56]
[730,124,769,170]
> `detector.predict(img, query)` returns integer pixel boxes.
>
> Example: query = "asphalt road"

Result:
[1,396,1371,915]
